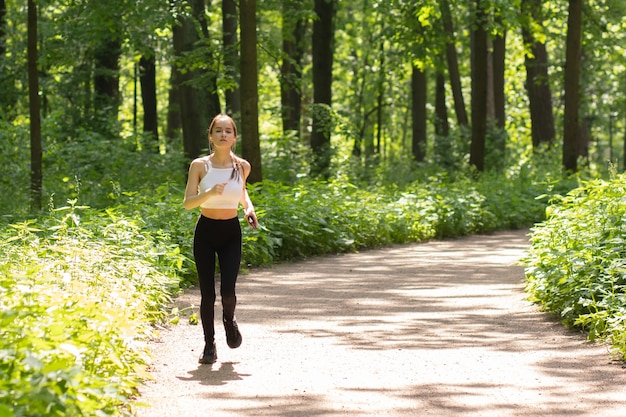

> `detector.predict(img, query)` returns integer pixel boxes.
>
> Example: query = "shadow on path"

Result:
[136,230,625,417]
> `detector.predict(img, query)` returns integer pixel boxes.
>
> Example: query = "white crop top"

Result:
[198,159,243,209]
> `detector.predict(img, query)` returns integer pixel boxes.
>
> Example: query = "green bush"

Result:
[0,117,187,221]
[0,202,183,416]
[524,173,626,358]
[235,170,550,265]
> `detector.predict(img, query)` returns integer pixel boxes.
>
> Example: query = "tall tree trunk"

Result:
[411,65,427,162]
[623,107,626,172]
[563,0,583,173]
[492,29,506,133]
[351,44,371,158]
[0,0,5,57]
[486,37,495,121]
[195,0,221,118]
[0,0,10,115]
[240,0,262,183]
[470,0,488,172]
[173,0,211,160]
[28,0,41,213]
[434,71,449,138]
[139,53,159,151]
[93,36,122,121]
[434,70,451,165]
[440,0,468,127]
[165,68,181,142]
[311,0,334,178]
[521,0,555,149]
[375,40,385,156]
[223,0,240,118]
[281,0,306,138]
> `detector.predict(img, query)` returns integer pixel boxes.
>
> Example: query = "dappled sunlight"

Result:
[239,231,532,353]
[137,230,626,417]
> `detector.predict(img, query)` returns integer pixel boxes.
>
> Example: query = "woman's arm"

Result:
[239,160,258,228]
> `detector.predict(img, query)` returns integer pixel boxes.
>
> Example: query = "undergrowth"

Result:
[0,201,183,416]
[524,172,626,359]
[1,135,608,415]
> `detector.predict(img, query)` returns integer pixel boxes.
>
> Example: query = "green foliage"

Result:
[0,130,580,414]
[0,201,183,416]
[260,130,312,183]
[238,166,553,265]
[0,114,187,220]
[0,119,30,217]
[524,172,626,358]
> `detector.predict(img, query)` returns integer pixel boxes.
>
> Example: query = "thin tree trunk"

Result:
[492,29,506,133]
[434,71,450,164]
[93,36,122,120]
[223,0,240,118]
[0,0,5,57]
[28,0,41,212]
[486,37,494,121]
[139,53,159,150]
[411,65,427,162]
[375,40,384,156]
[166,67,181,141]
[0,0,13,116]
[240,0,262,183]
[623,107,626,172]
[563,0,583,173]
[440,0,468,127]
[521,0,555,149]
[173,0,211,160]
[281,0,306,138]
[435,71,449,138]
[195,0,221,118]
[351,44,371,158]
[470,0,488,172]
[311,0,334,178]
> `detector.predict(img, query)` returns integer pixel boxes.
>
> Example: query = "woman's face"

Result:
[210,117,237,149]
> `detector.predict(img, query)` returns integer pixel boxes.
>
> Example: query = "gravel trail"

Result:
[135,230,625,417]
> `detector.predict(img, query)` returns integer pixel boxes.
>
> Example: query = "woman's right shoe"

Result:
[223,318,242,348]
[198,342,217,364]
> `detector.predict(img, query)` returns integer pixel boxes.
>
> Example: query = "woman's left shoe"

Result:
[199,341,217,364]
[223,318,242,348]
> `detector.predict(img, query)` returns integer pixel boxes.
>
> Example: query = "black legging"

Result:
[193,215,242,344]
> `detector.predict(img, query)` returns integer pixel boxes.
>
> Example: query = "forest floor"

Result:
[134,229,626,417]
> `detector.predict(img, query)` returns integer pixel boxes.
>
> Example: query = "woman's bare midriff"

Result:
[200,208,239,220]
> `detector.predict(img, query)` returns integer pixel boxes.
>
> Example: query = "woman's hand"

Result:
[209,182,227,197]
[244,209,258,229]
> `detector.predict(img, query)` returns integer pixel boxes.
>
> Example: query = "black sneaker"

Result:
[223,318,242,348]
[199,342,217,364]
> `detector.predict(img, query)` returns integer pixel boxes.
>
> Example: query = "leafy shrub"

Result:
[0,202,183,416]
[524,173,626,358]
[0,119,30,218]
[237,169,551,265]
[0,117,187,221]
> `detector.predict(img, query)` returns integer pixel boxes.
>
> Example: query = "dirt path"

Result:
[134,230,625,417]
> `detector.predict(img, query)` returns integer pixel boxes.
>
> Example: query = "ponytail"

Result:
[230,152,244,182]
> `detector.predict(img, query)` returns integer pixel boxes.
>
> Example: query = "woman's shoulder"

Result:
[188,156,209,176]
[230,154,250,169]
[230,155,250,180]
[190,156,210,167]
[239,158,251,170]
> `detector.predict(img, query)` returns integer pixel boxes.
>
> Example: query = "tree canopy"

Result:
[0,0,625,213]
